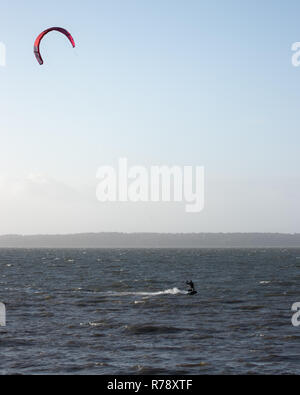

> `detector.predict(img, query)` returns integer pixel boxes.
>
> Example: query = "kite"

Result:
[34,27,75,65]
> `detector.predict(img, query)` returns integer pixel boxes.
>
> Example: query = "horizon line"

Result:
[0,232,299,237]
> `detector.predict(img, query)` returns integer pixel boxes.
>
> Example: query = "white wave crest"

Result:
[107,287,188,297]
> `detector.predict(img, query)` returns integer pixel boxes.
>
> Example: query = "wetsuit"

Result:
[186,281,195,293]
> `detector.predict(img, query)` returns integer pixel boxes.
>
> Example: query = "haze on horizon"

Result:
[0,0,300,235]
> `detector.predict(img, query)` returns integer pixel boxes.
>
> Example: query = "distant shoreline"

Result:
[0,233,299,249]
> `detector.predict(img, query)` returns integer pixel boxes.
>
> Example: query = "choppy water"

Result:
[0,248,300,375]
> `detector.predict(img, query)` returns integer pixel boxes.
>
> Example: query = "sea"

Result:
[0,248,300,375]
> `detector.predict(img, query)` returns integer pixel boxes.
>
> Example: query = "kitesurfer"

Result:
[186,280,197,295]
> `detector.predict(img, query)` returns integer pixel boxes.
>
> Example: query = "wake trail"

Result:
[106,287,188,297]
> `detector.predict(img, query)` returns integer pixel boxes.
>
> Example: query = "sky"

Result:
[0,0,300,234]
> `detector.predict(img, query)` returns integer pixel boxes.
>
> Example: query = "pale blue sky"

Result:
[0,0,299,234]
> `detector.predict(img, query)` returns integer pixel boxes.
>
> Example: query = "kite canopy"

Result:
[34,27,75,65]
